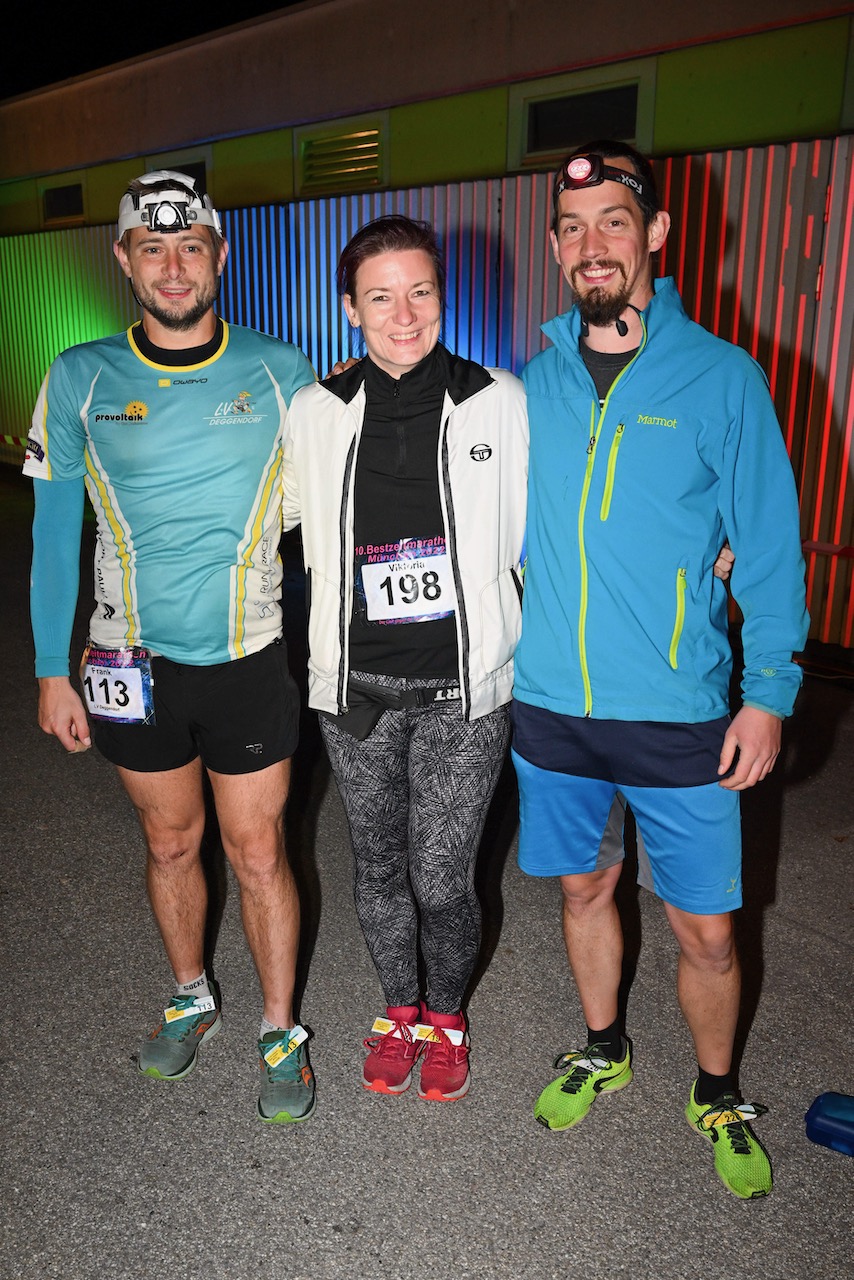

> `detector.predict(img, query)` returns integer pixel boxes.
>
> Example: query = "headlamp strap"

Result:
[555,154,653,208]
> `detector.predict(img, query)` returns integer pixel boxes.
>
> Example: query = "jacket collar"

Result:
[320,342,494,406]
[542,276,687,358]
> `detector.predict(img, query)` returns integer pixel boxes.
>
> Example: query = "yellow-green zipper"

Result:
[576,320,648,714]
[669,567,687,668]
[600,423,625,521]
[577,401,598,714]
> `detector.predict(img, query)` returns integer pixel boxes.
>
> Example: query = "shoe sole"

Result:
[257,1093,317,1124]
[417,1072,471,1102]
[684,1104,772,1200]
[535,1067,633,1131]
[362,1071,413,1094]
[138,1012,222,1081]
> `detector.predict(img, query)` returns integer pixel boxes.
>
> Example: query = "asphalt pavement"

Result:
[1,468,851,1280]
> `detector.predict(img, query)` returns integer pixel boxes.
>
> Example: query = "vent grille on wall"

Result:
[297,127,384,195]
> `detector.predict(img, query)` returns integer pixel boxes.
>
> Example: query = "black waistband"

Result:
[322,678,461,741]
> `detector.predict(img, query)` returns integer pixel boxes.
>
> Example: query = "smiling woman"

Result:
[282,214,530,1105]
[342,250,443,378]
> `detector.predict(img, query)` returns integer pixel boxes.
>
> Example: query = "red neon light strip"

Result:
[712,151,732,335]
[751,148,774,361]
[732,149,754,348]
[784,292,807,456]
[815,151,850,557]
[694,154,712,323]
[812,142,853,640]
[769,146,797,399]
[677,156,690,297]
[658,157,673,279]
[828,152,853,548]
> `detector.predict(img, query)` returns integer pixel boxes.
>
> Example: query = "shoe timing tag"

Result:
[165,995,217,1022]
[80,644,155,724]
[412,1022,465,1046]
[263,1025,308,1067]
[700,1101,761,1130]
[370,1016,419,1040]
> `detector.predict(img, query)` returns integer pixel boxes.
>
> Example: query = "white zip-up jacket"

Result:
[283,351,529,720]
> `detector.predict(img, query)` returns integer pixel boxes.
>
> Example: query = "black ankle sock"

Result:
[695,1068,735,1105]
[586,1020,624,1062]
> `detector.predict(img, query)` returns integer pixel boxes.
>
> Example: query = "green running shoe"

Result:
[534,1043,632,1131]
[257,1026,317,1124]
[685,1082,772,1199]
[138,987,221,1080]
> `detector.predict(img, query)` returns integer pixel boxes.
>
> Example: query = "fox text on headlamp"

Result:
[553,153,656,213]
[117,170,222,238]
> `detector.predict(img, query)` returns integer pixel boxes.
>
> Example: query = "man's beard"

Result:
[573,261,631,329]
[131,274,221,331]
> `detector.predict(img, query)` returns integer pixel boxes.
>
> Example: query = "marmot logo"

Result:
[470,444,492,461]
[637,414,677,428]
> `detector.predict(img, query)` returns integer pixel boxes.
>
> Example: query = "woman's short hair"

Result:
[336,215,446,301]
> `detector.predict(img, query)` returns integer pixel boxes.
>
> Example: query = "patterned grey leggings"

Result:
[320,673,510,1014]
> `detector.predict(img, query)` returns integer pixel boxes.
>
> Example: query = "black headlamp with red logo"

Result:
[553,153,657,215]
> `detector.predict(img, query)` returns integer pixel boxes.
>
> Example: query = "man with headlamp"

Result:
[125,173,218,234]
[24,170,317,1125]
[511,141,808,1199]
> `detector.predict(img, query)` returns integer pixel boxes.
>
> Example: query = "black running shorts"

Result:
[92,639,299,774]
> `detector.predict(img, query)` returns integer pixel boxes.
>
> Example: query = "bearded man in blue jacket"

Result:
[511,140,809,1200]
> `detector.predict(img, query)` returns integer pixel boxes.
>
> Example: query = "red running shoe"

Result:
[362,1005,423,1094]
[418,1010,471,1102]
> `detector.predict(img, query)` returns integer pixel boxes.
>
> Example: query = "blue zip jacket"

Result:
[514,277,809,723]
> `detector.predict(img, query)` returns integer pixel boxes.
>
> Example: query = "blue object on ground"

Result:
[805,1092,854,1157]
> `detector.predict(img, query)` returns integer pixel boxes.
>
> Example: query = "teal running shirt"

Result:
[25,321,315,666]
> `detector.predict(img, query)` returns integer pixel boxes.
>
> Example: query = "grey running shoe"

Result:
[257,1027,317,1124]
[138,986,221,1080]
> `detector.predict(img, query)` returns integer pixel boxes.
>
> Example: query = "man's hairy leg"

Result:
[560,862,624,1031]
[207,759,299,1030]
[664,903,739,1075]
[118,759,208,982]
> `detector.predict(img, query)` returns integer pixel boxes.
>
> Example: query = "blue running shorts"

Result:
[511,749,742,914]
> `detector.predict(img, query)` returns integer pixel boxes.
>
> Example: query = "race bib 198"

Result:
[80,645,156,725]
[355,537,455,625]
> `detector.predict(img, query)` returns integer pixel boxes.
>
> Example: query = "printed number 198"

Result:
[379,570,442,606]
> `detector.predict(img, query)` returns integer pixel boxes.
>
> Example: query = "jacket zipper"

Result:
[337,433,358,712]
[577,318,648,715]
[576,400,599,716]
[600,423,625,521]
[439,395,471,719]
[669,567,687,669]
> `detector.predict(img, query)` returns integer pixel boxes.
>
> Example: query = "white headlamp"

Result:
[117,170,222,237]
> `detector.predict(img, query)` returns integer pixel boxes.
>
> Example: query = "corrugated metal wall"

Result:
[2,138,851,646]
